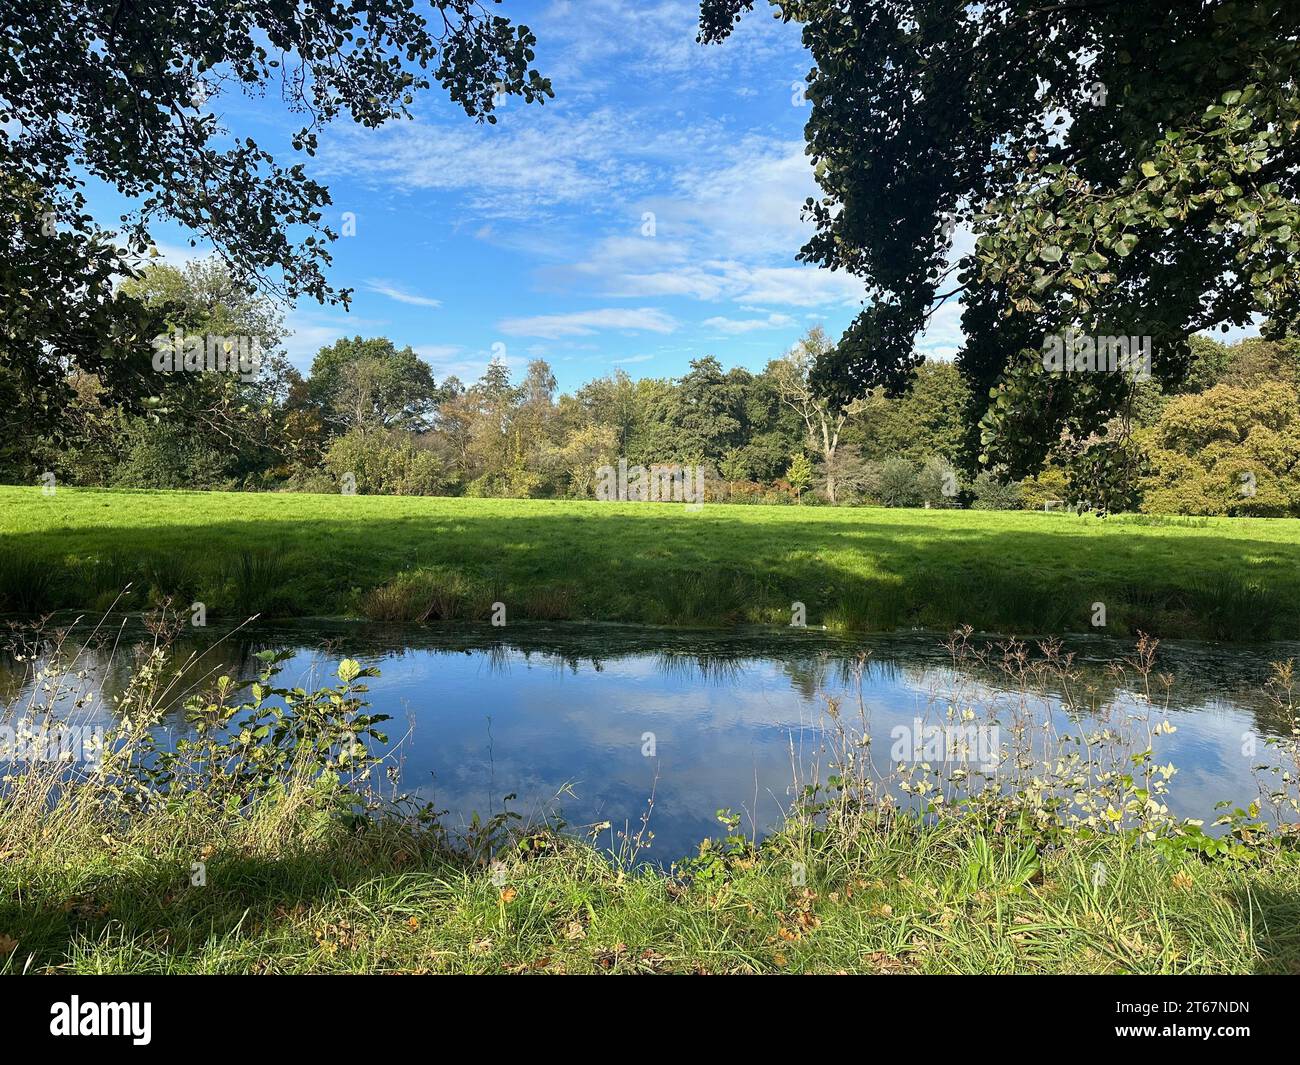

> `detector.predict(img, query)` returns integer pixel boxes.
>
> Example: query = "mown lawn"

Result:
[3,485,1300,639]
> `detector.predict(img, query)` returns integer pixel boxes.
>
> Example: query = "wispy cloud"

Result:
[365,279,442,308]
[703,312,796,334]
[589,255,864,309]
[413,343,463,360]
[321,108,655,219]
[547,140,867,310]
[497,307,678,339]
[534,0,803,93]
[413,343,526,382]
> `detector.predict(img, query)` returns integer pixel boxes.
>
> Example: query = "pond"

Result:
[3,619,1298,861]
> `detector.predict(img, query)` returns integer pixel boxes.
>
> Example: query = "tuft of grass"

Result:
[0,550,57,614]
[142,553,200,605]
[825,581,905,631]
[78,552,141,610]
[1187,574,1285,641]
[359,568,491,622]
[223,548,290,619]
[644,567,765,626]
[518,584,580,621]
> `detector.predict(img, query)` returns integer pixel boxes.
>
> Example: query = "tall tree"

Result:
[847,360,971,466]
[673,356,747,463]
[770,326,863,501]
[308,337,441,434]
[701,1,1300,501]
[119,258,291,453]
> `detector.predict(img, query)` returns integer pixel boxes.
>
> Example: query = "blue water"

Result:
[4,621,1296,860]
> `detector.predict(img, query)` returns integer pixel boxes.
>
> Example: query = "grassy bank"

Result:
[4,486,1300,640]
[6,797,1299,974]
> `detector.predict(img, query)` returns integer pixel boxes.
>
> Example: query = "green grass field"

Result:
[3,485,1300,639]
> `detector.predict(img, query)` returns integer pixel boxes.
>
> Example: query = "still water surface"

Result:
[4,621,1297,859]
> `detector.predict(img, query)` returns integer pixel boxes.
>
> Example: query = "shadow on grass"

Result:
[0,829,476,973]
[1230,883,1300,974]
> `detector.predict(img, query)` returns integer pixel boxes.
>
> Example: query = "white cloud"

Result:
[728,265,865,308]
[914,299,965,361]
[365,279,442,308]
[538,140,867,311]
[534,0,802,92]
[612,353,656,364]
[320,108,651,219]
[702,312,796,334]
[147,240,210,268]
[497,307,678,339]
[281,315,351,370]
[664,141,816,261]
[596,258,864,308]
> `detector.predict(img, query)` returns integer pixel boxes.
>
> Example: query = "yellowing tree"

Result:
[1139,383,1300,516]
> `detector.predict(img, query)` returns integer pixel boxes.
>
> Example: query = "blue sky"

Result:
[96,0,936,390]
[87,0,1257,392]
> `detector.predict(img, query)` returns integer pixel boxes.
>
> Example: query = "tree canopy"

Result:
[308,337,443,435]
[1,0,550,446]
[700,1,1300,494]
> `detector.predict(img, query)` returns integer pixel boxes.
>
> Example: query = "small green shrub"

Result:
[323,431,447,496]
[970,471,1024,510]
[876,457,921,507]
[916,456,961,508]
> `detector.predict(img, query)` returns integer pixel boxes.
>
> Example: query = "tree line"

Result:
[7,259,1300,517]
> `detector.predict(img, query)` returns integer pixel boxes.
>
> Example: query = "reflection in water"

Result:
[3,618,1298,860]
